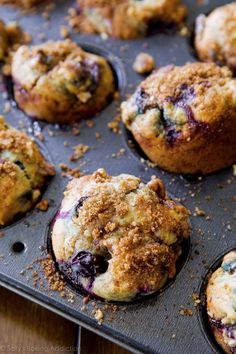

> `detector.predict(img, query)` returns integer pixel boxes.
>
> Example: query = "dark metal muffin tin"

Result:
[0,1,235,353]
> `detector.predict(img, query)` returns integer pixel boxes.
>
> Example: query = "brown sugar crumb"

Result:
[95,132,101,140]
[86,119,94,128]
[133,52,155,75]
[60,25,70,39]
[72,123,81,136]
[192,292,201,306]
[194,207,206,217]
[59,163,83,178]
[41,255,65,292]
[36,199,49,211]
[179,307,193,316]
[0,231,4,238]
[94,308,104,324]
[108,114,121,134]
[68,144,90,162]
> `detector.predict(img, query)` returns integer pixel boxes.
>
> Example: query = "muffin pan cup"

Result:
[0,1,235,353]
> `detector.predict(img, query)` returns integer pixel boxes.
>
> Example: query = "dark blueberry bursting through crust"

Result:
[74,196,88,217]
[133,83,208,146]
[71,251,96,277]
[59,251,109,289]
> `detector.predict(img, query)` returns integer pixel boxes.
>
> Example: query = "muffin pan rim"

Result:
[0,1,235,353]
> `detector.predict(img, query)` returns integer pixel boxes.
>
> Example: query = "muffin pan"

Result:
[0,1,235,353]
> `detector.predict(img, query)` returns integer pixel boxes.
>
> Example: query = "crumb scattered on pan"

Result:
[133,52,155,75]
[108,114,121,134]
[194,207,206,217]
[179,306,193,316]
[60,25,70,39]
[68,144,90,162]
[59,163,83,178]
[36,199,49,211]
[0,231,4,238]
[93,308,104,324]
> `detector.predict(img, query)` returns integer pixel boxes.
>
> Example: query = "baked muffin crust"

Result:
[195,3,236,73]
[52,168,190,302]
[207,251,236,354]
[122,62,236,174]
[12,40,115,124]
[73,0,187,39]
[0,116,55,225]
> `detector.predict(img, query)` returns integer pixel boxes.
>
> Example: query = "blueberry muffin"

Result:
[207,251,236,354]
[0,116,55,226]
[0,0,46,8]
[12,40,115,124]
[52,168,190,302]
[73,0,187,39]
[122,62,236,174]
[195,3,236,73]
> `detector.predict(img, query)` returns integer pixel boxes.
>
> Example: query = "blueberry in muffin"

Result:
[52,168,190,302]
[195,3,236,73]
[122,62,236,174]
[11,40,115,124]
[73,0,187,39]
[0,116,55,226]
[207,251,236,354]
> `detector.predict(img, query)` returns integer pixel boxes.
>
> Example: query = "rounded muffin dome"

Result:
[0,116,55,226]
[52,168,190,302]
[121,62,236,174]
[75,0,187,39]
[207,251,236,354]
[195,3,236,73]
[12,40,115,124]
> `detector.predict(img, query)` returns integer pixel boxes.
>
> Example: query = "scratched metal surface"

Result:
[0,1,235,353]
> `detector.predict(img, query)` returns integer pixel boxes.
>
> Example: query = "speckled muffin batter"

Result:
[0,0,46,8]
[0,116,55,226]
[52,168,190,302]
[207,251,236,354]
[12,40,115,124]
[122,62,236,174]
[195,3,236,73]
[74,0,187,39]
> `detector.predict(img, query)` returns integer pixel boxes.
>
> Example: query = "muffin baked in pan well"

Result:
[206,251,236,354]
[195,2,236,74]
[74,0,187,39]
[52,168,190,302]
[122,62,236,175]
[0,115,55,226]
[11,39,115,124]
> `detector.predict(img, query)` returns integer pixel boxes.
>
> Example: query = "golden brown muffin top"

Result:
[195,3,236,71]
[123,62,236,130]
[53,169,190,293]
